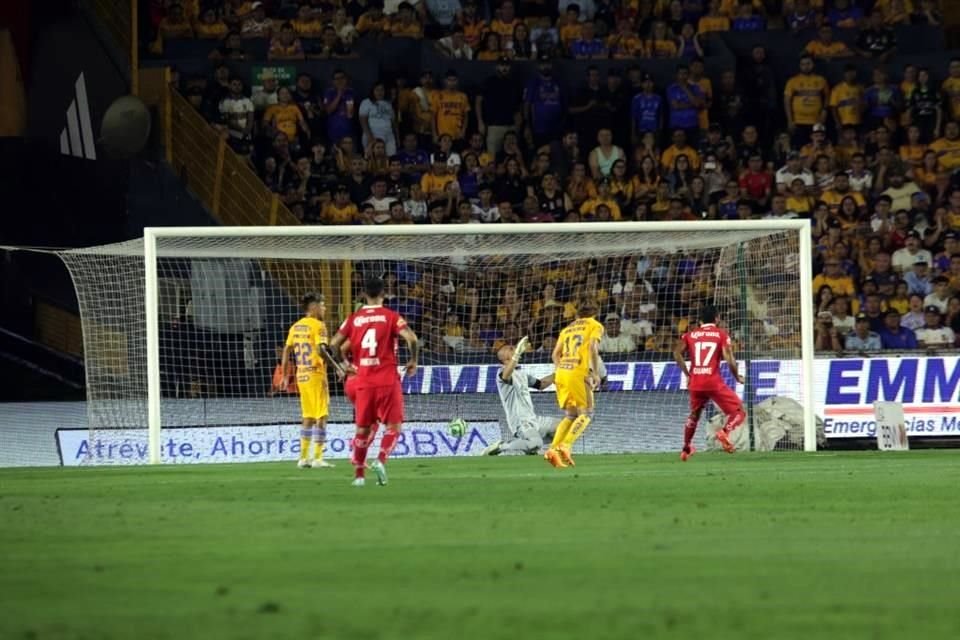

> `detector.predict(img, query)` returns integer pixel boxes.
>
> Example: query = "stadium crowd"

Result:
[148,0,960,354]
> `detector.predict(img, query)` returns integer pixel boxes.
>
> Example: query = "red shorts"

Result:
[689,384,742,416]
[355,382,403,427]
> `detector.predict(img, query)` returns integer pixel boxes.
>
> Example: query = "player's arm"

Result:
[400,325,419,377]
[500,335,531,383]
[587,337,602,390]
[551,337,562,369]
[279,343,294,392]
[673,338,690,378]
[535,372,555,389]
[723,343,745,384]
[328,328,357,376]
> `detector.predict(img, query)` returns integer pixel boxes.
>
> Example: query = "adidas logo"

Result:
[58,72,97,160]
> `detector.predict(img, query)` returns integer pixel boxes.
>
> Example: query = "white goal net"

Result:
[50,222,814,464]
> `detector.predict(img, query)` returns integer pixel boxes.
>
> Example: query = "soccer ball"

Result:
[448,418,468,437]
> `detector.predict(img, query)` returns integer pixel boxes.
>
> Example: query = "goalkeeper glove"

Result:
[512,336,530,364]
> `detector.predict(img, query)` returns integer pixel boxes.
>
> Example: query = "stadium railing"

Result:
[138,67,353,321]
[139,67,297,227]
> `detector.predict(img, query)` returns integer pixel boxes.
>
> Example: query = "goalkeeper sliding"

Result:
[482,337,558,456]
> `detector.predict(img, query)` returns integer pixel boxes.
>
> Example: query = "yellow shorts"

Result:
[555,375,593,411]
[297,373,329,420]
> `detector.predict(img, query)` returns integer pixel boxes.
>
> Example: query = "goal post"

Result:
[17,220,817,464]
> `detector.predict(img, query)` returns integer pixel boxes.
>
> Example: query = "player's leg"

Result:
[298,417,315,468]
[311,416,335,468]
[545,409,575,468]
[297,379,317,468]
[713,386,746,453]
[557,382,593,465]
[310,381,334,467]
[497,423,543,454]
[681,392,708,461]
[351,389,377,485]
[372,383,404,485]
[547,379,574,449]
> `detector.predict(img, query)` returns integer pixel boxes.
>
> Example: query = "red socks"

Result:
[377,429,400,464]
[723,409,746,434]
[352,435,369,478]
[683,416,698,448]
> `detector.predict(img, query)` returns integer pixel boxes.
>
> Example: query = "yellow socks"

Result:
[312,426,326,461]
[551,417,574,449]
[562,415,592,448]
[299,429,312,460]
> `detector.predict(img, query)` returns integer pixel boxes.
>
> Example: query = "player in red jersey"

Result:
[673,305,746,460]
[339,338,382,453]
[329,276,418,487]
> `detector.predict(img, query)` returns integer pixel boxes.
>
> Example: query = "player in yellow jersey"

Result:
[941,58,960,121]
[281,293,335,469]
[546,298,604,468]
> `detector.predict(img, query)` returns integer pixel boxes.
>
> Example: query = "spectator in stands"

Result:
[806,25,854,60]
[830,65,864,133]
[241,2,273,38]
[857,11,898,62]
[477,57,521,155]
[787,0,818,33]
[776,151,814,194]
[156,2,194,42]
[930,121,960,173]
[219,77,255,154]
[323,185,359,224]
[424,0,461,35]
[917,305,955,347]
[264,87,310,148]
[731,2,765,31]
[925,276,952,313]
[293,4,324,38]
[666,64,704,145]
[740,45,777,141]
[524,56,565,149]
[195,8,228,40]
[827,0,864,29]
[268,22,304,60]
[435,26,474,59]
[599,313,636,353]
[879,309,918,349]
[208,30,248,60]
[357,1,389,37]
[324,69,357,145]
[905,260,934,296]
[432,70,470,143]
[845,313,882,351]
[587,128,625,180]
[893,230,933,271]
[359,81,399,155]
[421,153,454,198]
[389,2,424,39]
[908,67,942,143]
[785,54,829,146]
[569,20,607,59]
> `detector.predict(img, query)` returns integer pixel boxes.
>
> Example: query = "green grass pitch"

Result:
[2,452,959,640]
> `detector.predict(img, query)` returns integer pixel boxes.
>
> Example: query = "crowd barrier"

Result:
[1,354,956,467]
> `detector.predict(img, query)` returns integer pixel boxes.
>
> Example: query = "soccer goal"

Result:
[43,221,815,464]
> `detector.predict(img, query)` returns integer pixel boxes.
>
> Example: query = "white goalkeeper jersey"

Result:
[496,367,539,435]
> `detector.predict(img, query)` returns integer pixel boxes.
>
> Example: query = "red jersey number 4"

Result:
[338,306,407,387]
[682,324,730,390]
